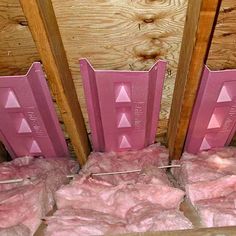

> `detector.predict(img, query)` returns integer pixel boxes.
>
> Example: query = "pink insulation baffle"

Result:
[185,66,236,154]
[0,62,69,158]
[80,59,166,152]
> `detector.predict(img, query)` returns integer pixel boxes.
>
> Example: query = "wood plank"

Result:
[0,0,40,75]
[110,226,236,236]
[167,0,222,159]
[0,142,10,162]
[19,0,90,165]
[52,0,188,143]
[0,0,188,143]
[1,0,235,147]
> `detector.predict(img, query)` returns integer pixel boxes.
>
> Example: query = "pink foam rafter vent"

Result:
[80,59,166,152]
[0,62,69,158]
[185,66,236,154]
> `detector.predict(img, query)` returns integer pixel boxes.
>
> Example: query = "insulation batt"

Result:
[55,144,184,218]
[0,156,78,191]
[195,190,236,227]
[196,192,236,209]
[126,202,193,232]
[197,207,236,227]
[45,204,193,236]
[47,144,193,235]
[172,147,236,228]
[80,143,169,185]
[172,147,236,187]
[0,156,79,235]
[0,183,46,234]
[186,175,236,205]
[55,176,185,218]
[45,208,127,236]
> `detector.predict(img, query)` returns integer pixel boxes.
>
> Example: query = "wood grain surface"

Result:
[0,0,187,144]
[20,0,90,165]
[0,0,39,74]
[207,0,236,70]
[1,0,235,150]
[112,227,236,236]
[167,0,221,159]
[52,0,188,139]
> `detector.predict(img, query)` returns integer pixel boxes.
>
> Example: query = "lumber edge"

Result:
[19,0,90,165]
[167,0,222,159]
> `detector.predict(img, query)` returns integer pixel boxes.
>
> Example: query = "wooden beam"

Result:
[107,226,236,236]
[167,0,222,159]
[0,142,10,163]
[19,0,90,165]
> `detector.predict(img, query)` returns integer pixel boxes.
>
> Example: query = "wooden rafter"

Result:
[19,0,90,165]
[167,0,222,159]
[0,142,9,162]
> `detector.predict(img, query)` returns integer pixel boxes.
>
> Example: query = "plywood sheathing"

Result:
[0,0,39,75]
[0,0,188,143]
[52,0,188,140]
[207,0,236,70]
[1,0,234,153]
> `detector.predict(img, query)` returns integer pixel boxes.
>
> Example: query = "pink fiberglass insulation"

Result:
[45,203,192,236]
[0,156,78,191]
[45,208,127,236]
[47,144,193,235]
[172,148,236,187]
[195,192,236,227]
[136,166,172,186]
[186,175,236,205]
[55,176,185,218]
[125,202,192,232]
[0,156,79,235]
[172,147,236,228]
[80,143,169,185]
[0,183,46,234]
[196,192,236,209]
[197,207,236,227]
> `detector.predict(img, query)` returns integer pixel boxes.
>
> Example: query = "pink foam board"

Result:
[0,62,69,158]
[80,59,166,152]
[185,66,236,154]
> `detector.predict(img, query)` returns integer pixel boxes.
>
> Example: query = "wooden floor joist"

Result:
[167,0,222,159]
[19,0,90,165]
